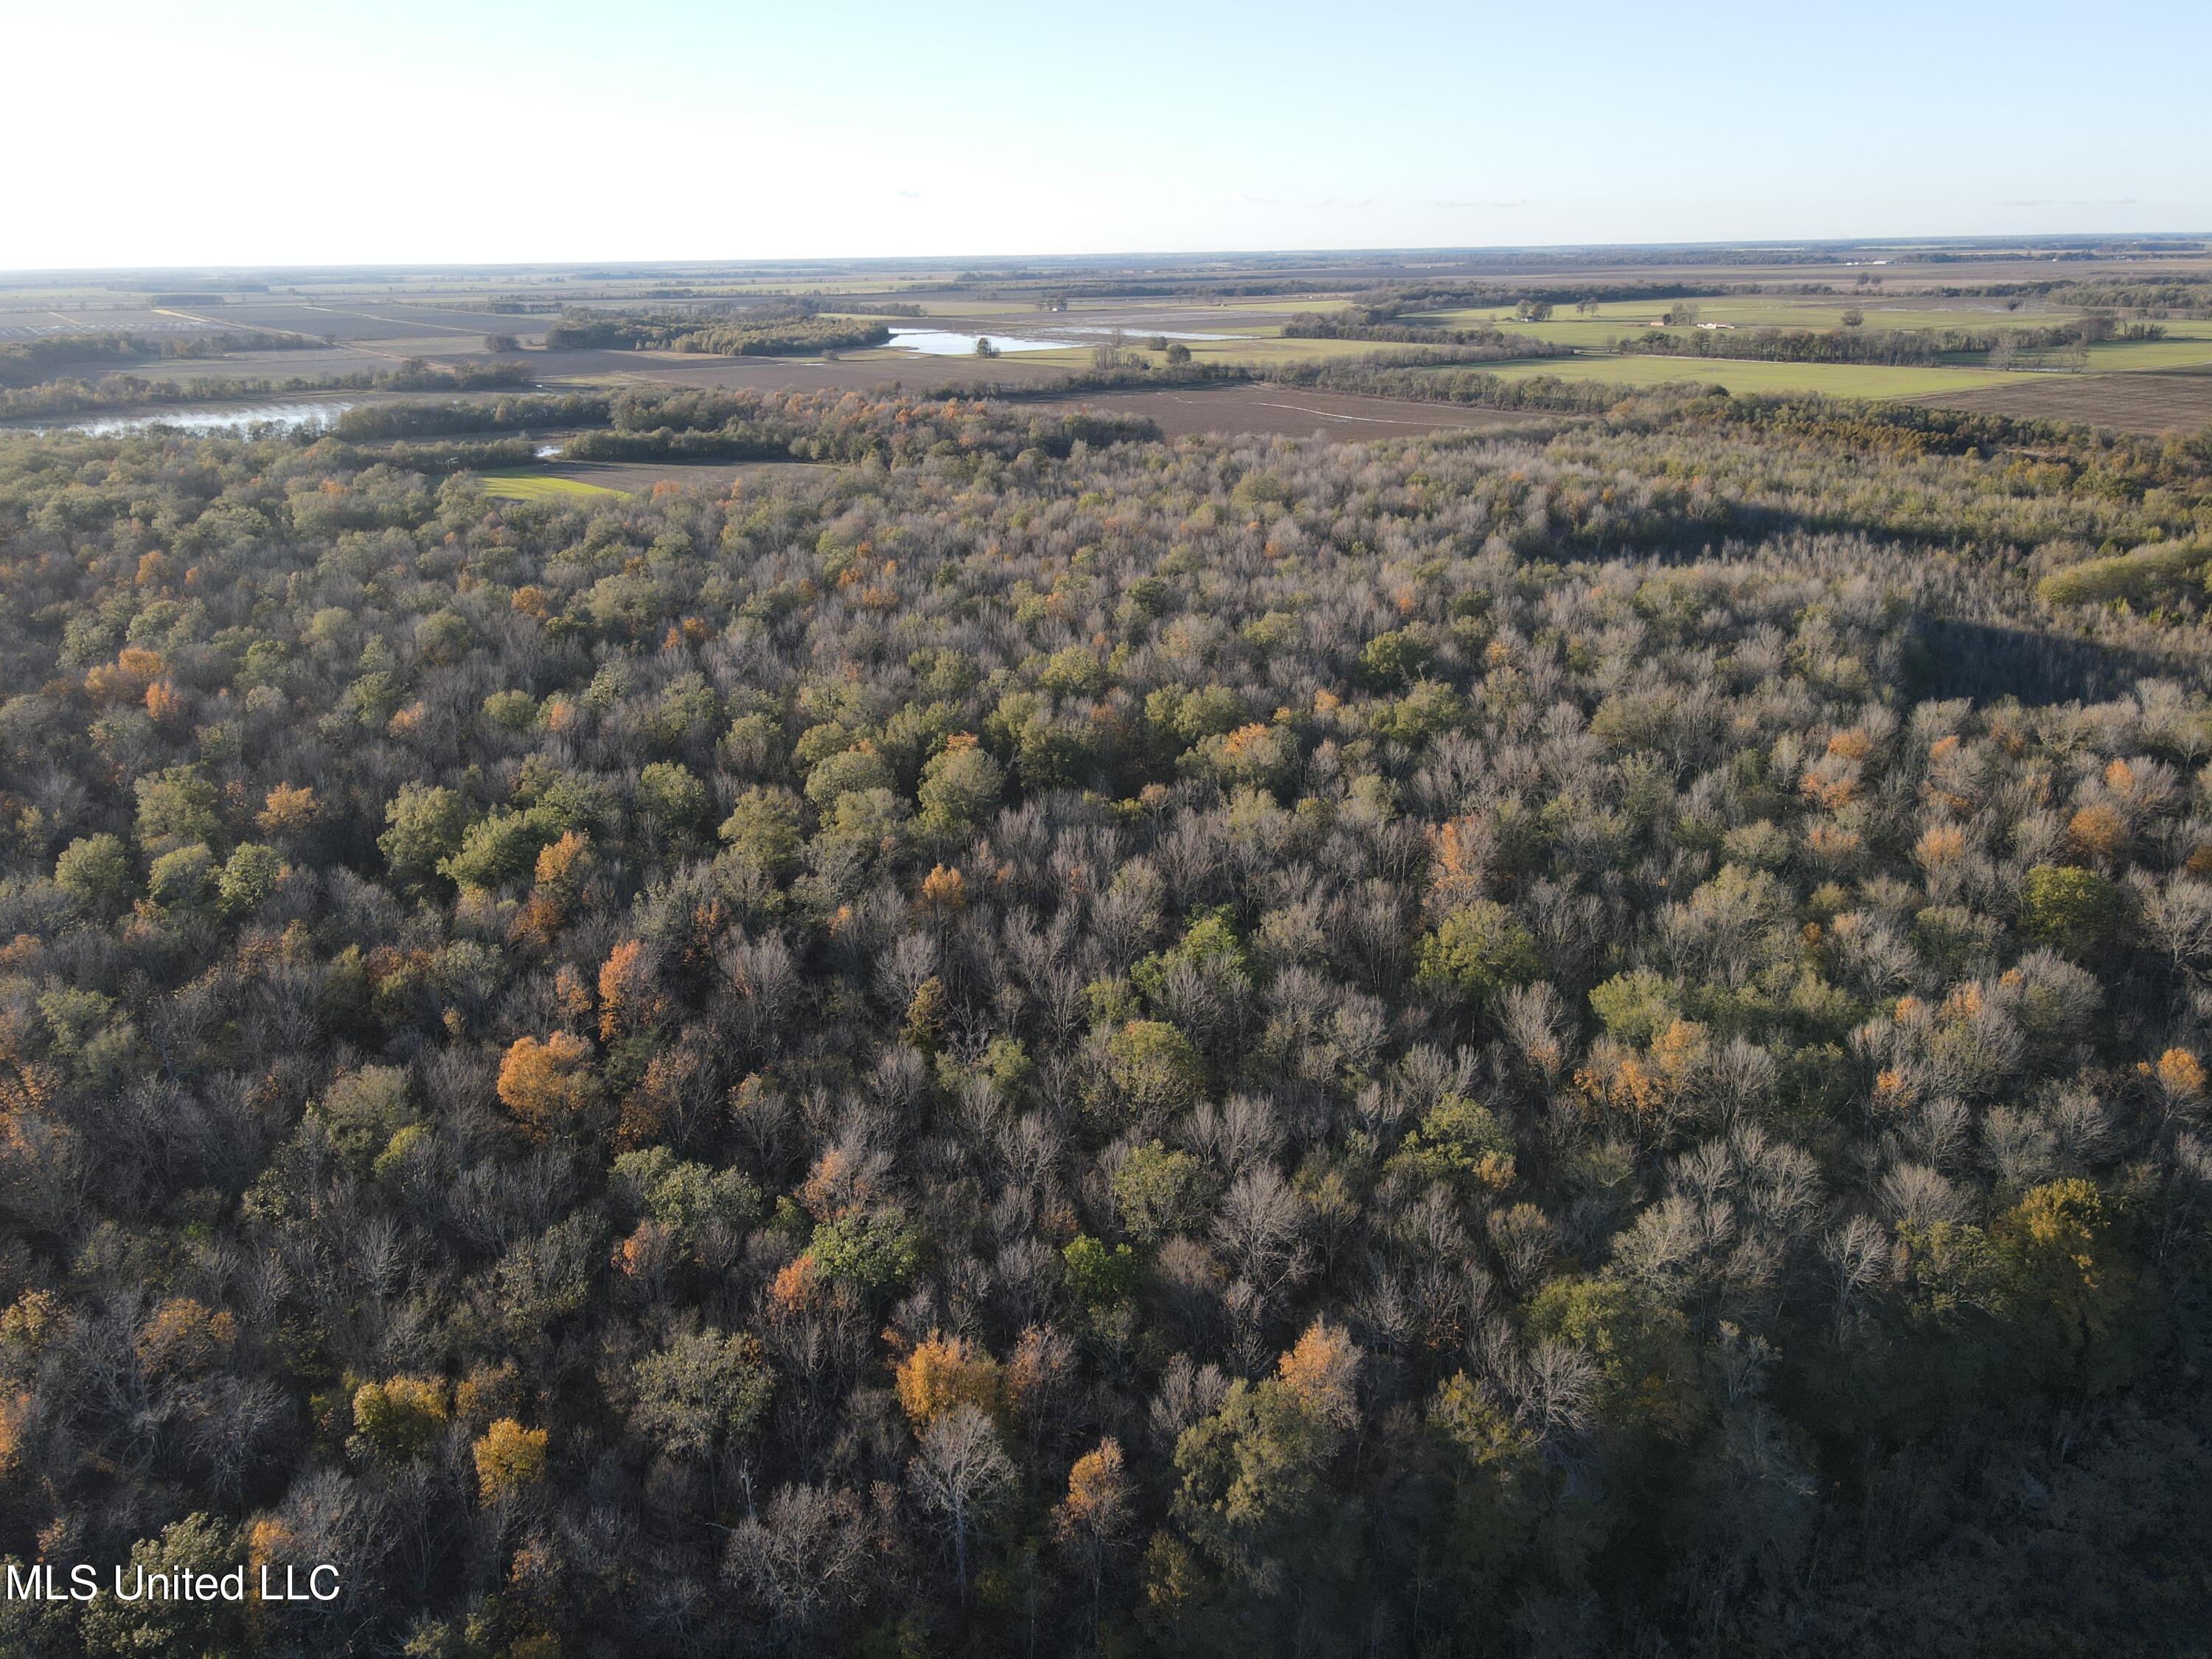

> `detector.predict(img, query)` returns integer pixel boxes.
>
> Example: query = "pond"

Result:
[884,327,1074,357]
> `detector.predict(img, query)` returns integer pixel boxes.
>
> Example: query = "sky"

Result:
[4,0,2208,271]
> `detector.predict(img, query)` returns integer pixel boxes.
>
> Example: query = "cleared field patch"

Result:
[477,470,627,503]
[1668,300,2067,331]
[538,457,830,495]
[1422,316,1646,349]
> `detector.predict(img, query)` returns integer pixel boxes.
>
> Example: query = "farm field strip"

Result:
[2079,336,2212,370]
[1467,352,2044,397]
[1905,370,2212,433]
[476,470,627,502]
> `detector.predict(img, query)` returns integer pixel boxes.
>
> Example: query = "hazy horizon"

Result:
[6,230,2212,282]
[8,0,2208,270]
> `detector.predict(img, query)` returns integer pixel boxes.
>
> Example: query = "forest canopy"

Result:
[0,383,2208,1657]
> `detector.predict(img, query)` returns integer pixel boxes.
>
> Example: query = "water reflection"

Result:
[26,402,356,438]
[885,328,1074,357]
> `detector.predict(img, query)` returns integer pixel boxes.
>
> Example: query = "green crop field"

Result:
[477,470,628,502]
[1180,333,1434,366]
[2079,334,2212,371]
[1467,352,2042,399]
[1438,317,1650,348]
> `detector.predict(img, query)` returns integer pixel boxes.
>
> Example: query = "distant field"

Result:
[2079,333,2212,371]
[9,249,2209,439]
[1416,298,2210,369]
[1590,299,2055,330]
[1470,352,2037,398]
[1456,345,2212,431]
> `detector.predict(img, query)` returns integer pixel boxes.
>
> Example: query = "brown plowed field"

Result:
[1909,369,2212,435]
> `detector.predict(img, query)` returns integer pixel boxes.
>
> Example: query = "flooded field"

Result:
[882,325,1237,356]
[885,327,1074,356]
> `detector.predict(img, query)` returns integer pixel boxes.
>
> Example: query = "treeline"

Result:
[1624,326,1966,366]
[665,318,891,356]
[950,355,2212,608]
[1332,282,1714,322]
[1616,318,2163,367]
[1,355,543,426]
[1258,351,1709,420]
[0,373,378,422]
[1279,313,1571,356]
[1256,352,1663,414]
[1920,276,2212,317]
[328,386,1161,462]
[563,391,1158,464]
[810,299,928,318]
[541,312,683,349]
[330,393,610,442]
[2048,276,2212,316]
[378,357,535,392]
[936,347,1619,410]
[543,307,891,356]
[0,330,313,389]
